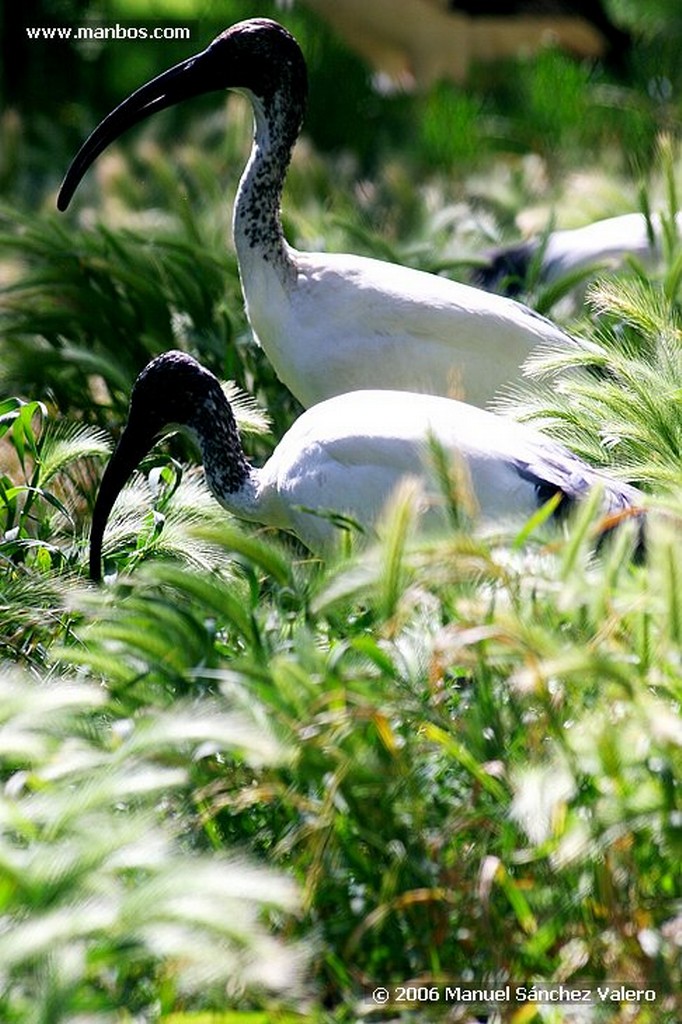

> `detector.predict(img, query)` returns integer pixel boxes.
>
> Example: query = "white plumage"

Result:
[248,249,574,408]
[249,387,598,549]
[478,212,682,297]
[59,18,579,410]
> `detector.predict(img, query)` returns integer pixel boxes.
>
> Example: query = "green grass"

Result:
[1,1,682,1020]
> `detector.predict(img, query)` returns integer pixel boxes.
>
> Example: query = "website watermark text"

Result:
[26,25,191,42]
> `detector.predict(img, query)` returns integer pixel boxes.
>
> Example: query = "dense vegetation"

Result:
[1,1,680,1021]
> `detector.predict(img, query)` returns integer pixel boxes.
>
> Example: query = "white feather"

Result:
[218,388,637,552]
[243,249,575,409]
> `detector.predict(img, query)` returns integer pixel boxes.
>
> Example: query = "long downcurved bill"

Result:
[90,425,156,581]
[58,43,225,211]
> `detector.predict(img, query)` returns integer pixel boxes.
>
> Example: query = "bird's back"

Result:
[249,249,577,409]
[258,390,636,550]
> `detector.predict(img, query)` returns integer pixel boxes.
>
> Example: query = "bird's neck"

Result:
[187,406,254,509]
[233,91,299,286]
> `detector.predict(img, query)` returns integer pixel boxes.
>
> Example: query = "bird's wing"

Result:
[510,440,641,516]
[260,391,640,552]
[287,251,575,406]
[261,393,546,541]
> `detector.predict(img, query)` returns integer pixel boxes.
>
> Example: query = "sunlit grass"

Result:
[0,668,305,1022]
[52,504,682,1017]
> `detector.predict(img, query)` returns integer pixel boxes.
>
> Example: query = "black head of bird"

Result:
[57,18,308,212]
[89,351,249,582]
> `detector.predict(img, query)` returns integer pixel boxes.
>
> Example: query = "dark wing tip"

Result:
[472,240,537,296]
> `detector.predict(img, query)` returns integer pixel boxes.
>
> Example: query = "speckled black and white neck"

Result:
[187,393,253,500]
[229,25,307,285]
[233,93,302,283]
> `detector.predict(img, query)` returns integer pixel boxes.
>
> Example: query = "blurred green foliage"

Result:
[2,0,682,195]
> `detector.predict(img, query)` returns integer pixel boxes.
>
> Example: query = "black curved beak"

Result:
[58,42,226,211]
[90,422,158,581]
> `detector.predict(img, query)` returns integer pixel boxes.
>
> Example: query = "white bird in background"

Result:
[59,18,581,411]
[295,0,631,91]
[476,212,682,297]
[89,350,642,580]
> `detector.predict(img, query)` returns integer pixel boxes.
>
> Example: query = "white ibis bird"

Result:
[296,0,631,91]
[476,212,682,297]
[89,350,642,580]
[58,18,581,411]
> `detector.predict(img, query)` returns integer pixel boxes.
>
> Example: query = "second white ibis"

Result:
[89,350,642,579]
[476,212,682,297]
[59,18,581,410]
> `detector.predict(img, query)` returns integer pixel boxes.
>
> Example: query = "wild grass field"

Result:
[0,1,681,1021]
